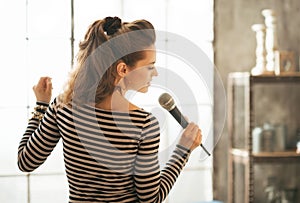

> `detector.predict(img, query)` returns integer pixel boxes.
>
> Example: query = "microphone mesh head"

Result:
[158,93,175,111]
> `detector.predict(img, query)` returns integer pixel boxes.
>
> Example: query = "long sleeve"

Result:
[133,113,191,203]
[18,99,61,172]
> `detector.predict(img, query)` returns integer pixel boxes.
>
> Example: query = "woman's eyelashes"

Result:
[147,66,155,70]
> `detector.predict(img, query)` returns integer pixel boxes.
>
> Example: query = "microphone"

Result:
[159,92,210,156]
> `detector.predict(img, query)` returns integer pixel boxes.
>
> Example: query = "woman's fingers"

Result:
[179,122,202,151]
[33,77,52,103]
[45,78,53,94]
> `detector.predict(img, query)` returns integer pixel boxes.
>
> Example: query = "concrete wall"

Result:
[213,0,300,202]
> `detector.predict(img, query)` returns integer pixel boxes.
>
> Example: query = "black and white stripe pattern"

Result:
[18,98,191,202]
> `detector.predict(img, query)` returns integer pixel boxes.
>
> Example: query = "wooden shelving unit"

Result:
[227,72,300,203]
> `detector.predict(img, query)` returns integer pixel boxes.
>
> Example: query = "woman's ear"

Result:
[116,62,128,78]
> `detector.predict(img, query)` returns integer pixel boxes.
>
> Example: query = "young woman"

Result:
[18,16,202,202]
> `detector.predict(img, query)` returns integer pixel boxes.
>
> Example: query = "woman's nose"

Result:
[153,67,158,77]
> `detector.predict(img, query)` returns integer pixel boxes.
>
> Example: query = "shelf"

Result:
[251,74,300,83]
[230,148,300,163]
[253,150,300,163]
[252,150,300,158]
[228,71,300,84]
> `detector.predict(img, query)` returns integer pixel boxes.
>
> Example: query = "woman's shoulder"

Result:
[49,96,70,111]
[132,108,155,119]
[133,109,159,126]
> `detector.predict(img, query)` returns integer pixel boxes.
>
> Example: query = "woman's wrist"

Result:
[175,144,191,158]
[30,102,49,121]
[36,101,49,106]
[176,144,191,153]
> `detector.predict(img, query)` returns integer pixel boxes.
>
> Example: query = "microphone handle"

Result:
[169,106,210,156]
[169,106,189,128]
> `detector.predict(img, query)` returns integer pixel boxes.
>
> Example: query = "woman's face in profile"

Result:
[125,45,158,93]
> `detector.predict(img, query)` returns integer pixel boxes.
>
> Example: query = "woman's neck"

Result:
[95,91,139,111]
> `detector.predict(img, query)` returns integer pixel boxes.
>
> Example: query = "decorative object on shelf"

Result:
[264,176,298,203]
[252,126,263,153]
[264,176,281,203]
[274,124,287,152]
[251,24,267,75]
[253,123,287,153]
[262,9,278,74]
[251,9,299,76]
[261,123,275,152]
[281,188,298,203]
[252,123,278,152]
[274,50,296,75]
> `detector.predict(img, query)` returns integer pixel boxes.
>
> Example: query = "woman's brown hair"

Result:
[60,17,156,105]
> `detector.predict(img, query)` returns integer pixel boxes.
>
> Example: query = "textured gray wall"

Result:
[213,0,300,202]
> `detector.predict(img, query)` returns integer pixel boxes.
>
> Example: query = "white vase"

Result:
[251,24,267,75]
[262,9,278,73]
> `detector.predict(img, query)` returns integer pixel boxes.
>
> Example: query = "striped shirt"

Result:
[18,98,191,202]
